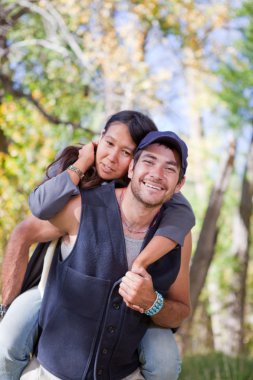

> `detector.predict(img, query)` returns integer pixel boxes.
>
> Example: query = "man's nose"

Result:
[149,165,163,180]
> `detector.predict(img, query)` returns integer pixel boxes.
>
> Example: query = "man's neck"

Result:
[115,188,161,236]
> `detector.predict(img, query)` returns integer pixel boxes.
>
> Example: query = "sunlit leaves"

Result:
[218,0,253,128]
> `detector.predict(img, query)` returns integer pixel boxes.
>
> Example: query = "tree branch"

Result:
[10,39,70,56]
[0,73,94,135]
[17,0,91,70]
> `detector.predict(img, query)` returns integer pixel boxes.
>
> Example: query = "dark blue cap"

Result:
[136,131,188,175]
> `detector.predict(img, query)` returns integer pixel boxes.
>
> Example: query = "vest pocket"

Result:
[61,266,111,318]
[37,267,111,379]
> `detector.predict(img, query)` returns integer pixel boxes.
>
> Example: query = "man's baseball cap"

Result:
[136,131,188,175]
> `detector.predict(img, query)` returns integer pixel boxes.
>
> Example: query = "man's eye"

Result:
[165,167,176,172]
[143,160,153,165]
[106,140,113,146]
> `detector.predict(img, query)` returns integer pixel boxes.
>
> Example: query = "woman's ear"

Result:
[128,160,134,179]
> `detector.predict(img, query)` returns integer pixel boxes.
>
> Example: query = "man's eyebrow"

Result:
[141,153,157,160]
[166,160,178,167]
[141,153,178,166]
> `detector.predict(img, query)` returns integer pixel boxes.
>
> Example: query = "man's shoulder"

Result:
[170,191,191,206]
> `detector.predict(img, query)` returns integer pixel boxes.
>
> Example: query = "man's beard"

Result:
[130,179,173,209]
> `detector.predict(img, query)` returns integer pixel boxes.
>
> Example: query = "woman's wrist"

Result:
[74,157,92,173]
[73,157,94,173]
[67,165,83,185]
[66,157,92,185]
[67,165,84,180]
[132,256,150,270]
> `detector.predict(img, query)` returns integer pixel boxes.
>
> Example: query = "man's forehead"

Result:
[141,143,173,156]
[139,143,181,167]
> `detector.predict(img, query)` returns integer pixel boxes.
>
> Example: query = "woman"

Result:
[0,110,194,380]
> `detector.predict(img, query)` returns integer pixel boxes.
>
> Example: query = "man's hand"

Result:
[119,267,156,314]
[119,232,192,328]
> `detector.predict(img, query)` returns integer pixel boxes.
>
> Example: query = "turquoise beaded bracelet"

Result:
[144,291,164,316]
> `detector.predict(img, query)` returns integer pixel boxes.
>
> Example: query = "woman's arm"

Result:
[132,236,177,269]
[2,215,63,305]
[155,192,195,245]
[29,143,95,220]
[48,195,81,238]
[29,171,80,220]
[132,192,195,269]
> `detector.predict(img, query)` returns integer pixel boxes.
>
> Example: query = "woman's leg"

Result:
[0,287,41,380]
[139,325,181,380]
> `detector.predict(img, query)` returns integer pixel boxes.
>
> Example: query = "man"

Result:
[20,131,192,380]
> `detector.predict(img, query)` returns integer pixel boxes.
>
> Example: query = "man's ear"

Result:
[175,176,186,193]
[128,160,134,179]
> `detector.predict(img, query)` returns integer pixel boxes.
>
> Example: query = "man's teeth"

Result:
[144,182,162,190]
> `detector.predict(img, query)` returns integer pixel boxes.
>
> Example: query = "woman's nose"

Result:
[108,149,118,163]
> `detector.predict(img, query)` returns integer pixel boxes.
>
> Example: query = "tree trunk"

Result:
[0,129,9,154]
[178,140,236,354]
[222,129,253,355]
[190,139,236,313]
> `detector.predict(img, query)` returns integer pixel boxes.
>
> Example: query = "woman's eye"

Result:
[106,140,113,146]
[122,150,131,157]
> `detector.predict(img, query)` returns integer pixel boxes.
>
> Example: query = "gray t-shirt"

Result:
[29,171,195,246]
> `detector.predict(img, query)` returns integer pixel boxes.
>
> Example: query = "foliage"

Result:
[208,0,253,355]
[218,0,253,130]
[180,352,253,380]
[0,98,56,255]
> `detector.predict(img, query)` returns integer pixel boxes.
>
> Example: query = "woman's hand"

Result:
[77,142,97,171]
[67,142,98,185]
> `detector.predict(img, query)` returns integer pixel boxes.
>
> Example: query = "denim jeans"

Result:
[0,287,41,380]
[0,288,181,380]
[139,325,181,380]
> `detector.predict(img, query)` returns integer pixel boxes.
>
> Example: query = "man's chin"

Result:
[139,196,165,208]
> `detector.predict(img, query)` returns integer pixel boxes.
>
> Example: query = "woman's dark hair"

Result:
[44,110,158,189]
[45,144,102,189]
[104,110,157,146]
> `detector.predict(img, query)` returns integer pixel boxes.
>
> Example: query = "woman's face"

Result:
[96,122,136,180]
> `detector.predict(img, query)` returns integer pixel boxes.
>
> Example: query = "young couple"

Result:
[0,110,194,380]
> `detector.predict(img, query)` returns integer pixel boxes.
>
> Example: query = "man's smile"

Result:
[142,181,165,191]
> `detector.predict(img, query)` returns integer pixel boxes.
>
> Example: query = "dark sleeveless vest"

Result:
[37,182,181,380]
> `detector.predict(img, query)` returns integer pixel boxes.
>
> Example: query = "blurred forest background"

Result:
[0,0,253,377]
